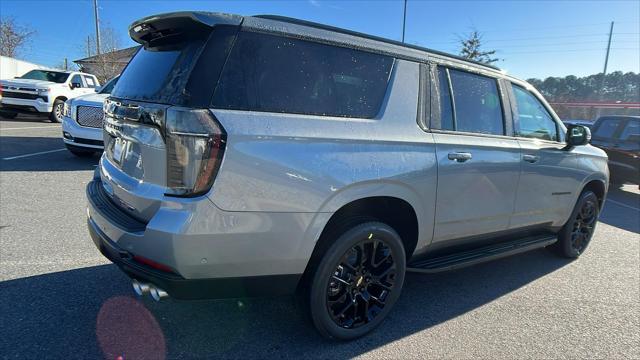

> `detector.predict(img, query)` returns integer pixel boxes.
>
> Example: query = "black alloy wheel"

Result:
[553,190,600,258]
[569,196,598,254]
[309,221,406,340]
[327,239,397,329]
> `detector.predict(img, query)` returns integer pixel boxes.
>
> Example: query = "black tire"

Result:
[308,221,406,340]
[0,111,18,119]
[65,144,96,157]
[552,190,600,258]
[49,99,65,123]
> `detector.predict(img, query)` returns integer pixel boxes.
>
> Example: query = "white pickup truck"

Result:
[0,69,100,122]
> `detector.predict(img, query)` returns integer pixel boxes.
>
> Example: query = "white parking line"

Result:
[606,199,640,212]
[0,125,60,131]
[2,148,66,161]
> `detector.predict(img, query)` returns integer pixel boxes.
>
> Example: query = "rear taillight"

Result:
[164,107,226,197]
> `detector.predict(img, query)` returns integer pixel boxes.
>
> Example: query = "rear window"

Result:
[212,31,394,118]
[111,42,203,104]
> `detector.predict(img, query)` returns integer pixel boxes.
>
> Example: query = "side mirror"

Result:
[70,82,82,90]
[95,86,102,93]
[565,125,591,149]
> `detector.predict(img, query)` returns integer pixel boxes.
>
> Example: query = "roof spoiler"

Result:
[128,12,243,48]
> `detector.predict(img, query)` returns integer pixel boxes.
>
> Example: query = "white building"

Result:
[0,56,48,80]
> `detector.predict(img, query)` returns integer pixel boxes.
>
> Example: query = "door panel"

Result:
[512,140,579,228]
[508,84,581,228]
[433,133,521,242]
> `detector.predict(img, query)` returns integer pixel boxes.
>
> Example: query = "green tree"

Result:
[526,72,639,119]
[458,30,498,64]
[526,72,639,103]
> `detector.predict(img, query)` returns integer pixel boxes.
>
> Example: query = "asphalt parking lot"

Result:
[0,115,638,359]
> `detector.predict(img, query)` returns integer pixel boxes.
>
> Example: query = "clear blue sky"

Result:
[1,0,638,79]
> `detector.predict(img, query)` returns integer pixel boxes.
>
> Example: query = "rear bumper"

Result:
[88,217,301,299]
[86,169,309,299]
[0,98,50,113]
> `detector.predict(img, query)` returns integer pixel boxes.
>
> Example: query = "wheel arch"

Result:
[582,179,607,209]
[298,183,426,291]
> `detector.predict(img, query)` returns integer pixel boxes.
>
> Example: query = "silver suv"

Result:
[86,12,609,340]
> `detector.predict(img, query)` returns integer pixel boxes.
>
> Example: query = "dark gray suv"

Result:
[86,12,608,339]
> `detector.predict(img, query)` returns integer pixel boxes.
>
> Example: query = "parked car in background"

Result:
[590,115,640,185]
[0,69,100,122]
[563,119,594,129]
[86,12,608,340]
[62,76,119,157]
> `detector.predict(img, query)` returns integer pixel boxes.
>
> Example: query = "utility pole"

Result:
[401,0,407,43]
[87,36,91,57]
[596,21,614,120]
[602,21,614,77]
[93,0,101,56]
[63,58,68,70]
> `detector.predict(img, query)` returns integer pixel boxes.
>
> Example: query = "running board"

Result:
[407,235,557,273]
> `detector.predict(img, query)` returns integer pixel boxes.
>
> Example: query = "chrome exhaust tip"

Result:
[149,286,169,302]
[132,279,150,296]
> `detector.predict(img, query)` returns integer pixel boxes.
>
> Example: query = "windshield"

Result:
[19,70,70,83]
[99,76,120,94]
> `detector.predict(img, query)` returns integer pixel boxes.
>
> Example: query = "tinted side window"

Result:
[448,69,504,135]
[70,75,84,87]
[619,119,640,141]
[512,85,558,141]
[593,119,623,139]
[437,67,454,131]
[212,31,394,118]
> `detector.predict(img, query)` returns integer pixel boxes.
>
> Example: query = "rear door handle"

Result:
[523,154,540,163]
[448,152,472,162]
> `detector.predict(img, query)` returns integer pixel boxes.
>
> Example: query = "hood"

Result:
[1,78,58,90]
[70,92,109,107]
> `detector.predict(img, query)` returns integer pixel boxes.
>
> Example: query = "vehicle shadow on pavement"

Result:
[598,187,640,234]
[0,249,570,359]
[0,136,100,172]
[0,114,51,123]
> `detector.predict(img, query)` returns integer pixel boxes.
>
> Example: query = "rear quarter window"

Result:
[436,68,504,136]
[212,31,394,118]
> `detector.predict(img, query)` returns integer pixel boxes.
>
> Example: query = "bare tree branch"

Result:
[78,24,123,83]
[0,17,35,58]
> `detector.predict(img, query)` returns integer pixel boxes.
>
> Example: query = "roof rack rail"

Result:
[253,15,501,71]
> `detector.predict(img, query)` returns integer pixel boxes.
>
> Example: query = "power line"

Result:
[420,39,639,50]
[474,21,639,33]
[497,48,638,55]
[423,32,639,45]
[484,39,639,49]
